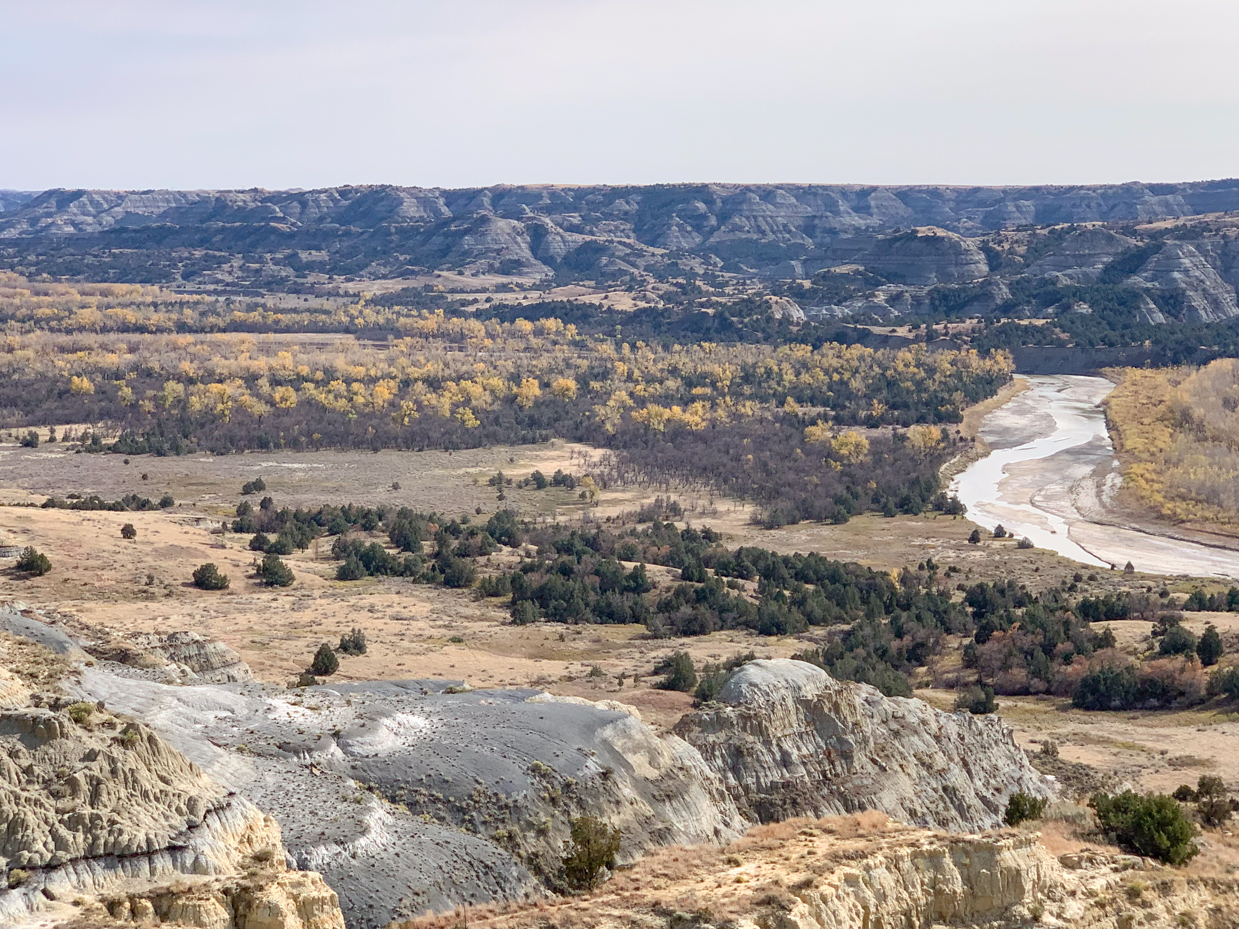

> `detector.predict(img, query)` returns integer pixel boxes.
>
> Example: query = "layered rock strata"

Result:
[676,659,1052,830]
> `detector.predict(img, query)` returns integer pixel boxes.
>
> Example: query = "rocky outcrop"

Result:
[676,660,1052,831]
[780,832,1056,929]
[1027,227,1138,283]
[1135,240,1239,321]
[104,868,344,929]
[98,631,254,684]
[429,816,1239,929]
[0,708,229,871]
[0,645,343,929]
[67,670,742,926]
[857,228,989,284]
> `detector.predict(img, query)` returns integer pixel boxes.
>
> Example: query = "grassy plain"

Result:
[3,392,1239,789]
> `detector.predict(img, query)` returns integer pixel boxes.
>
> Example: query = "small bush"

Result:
[1210,665,1239,700]
[338,627,367,656]
[14,546,51,577]
[1016,537,1034,549]
[309,643,339,676]
[561,816,622,891]
[1090,791,1198,865]
[476,573,512,597]
[258,553,294,587]
[66,702,96,726]
[1159,624,1198,657]
[192,563,230,590]
[1197,625,1223,667]
[20,431,38,448]
[265,535,295,555]
[120,523,137,540]
[954,685,997,715]
[1004,791,1048,826]
[1193,775,1232,828]
[694,652,756,704]
[336,553,367,581]
[511,600,538,625]
[7,867,30,888]
[439,555,477,589]
[1072,665,1136,710]
[679,560,707,582]
[655,651,697,692]
[968,529,981,544]
[158,493,175,508]
[241,478,267,495]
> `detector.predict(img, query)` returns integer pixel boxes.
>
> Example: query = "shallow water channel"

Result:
[950,374,1239,579]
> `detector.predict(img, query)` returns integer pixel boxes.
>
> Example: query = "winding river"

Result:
[950,374,1239,579]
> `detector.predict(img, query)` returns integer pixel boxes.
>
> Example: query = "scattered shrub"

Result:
[1016,537,1034,549]
[968,529,981,544]
[1159,624,1198,657]
[120,523,137,540]
[1004,791,1048,826]
[438,555,477,588]
[693,651,756,703]
[258,553,294,587]
[335,553,367,581]
[241,478,267,495]
[1192,775,1232,828]
[192,563,230,590]
[954,685,997,715]
[1209,665,1239,700]
[66,702,96,726]
[510,600,539,625]
[1197,625,1223,667]
[338,627,367,656]
[560,816,622,891]
[1072,665,1136,710]
[1090,791,1198,865]
[309,643,339,676]
[654,651,697,692]
[20,430,38,448]
[14,546,51,577]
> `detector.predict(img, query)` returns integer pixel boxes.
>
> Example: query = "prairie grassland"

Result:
[1106,359,1239,530]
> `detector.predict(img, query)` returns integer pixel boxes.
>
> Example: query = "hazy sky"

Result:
[2,0,1238,191]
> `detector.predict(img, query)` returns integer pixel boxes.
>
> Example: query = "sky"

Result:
[2,0,1238,191]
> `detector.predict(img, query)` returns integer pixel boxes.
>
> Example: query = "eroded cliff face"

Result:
[414,815,1239,929]
[676,659,1052,831]
[92,630,254,684]
[0,649,342,929]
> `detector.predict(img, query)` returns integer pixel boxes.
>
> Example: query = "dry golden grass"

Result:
[396,814,908,929]
[1107,360,1239,531]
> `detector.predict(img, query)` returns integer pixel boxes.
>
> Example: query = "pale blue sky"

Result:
[2,0,1237,190]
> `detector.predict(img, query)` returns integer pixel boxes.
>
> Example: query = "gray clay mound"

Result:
[71,666,743,928]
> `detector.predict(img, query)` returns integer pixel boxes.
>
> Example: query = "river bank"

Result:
[951,374,1239,580]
